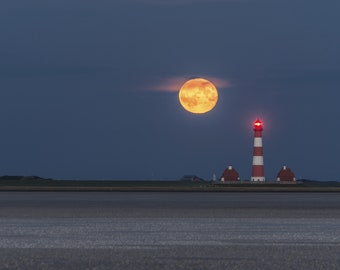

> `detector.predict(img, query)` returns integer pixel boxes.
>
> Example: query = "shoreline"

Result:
[1,179,339,192]
[1,186,340,192]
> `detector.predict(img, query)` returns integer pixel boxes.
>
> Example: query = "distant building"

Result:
[180,175,205,182]
[221,165,240,181]
[277,165,296,182]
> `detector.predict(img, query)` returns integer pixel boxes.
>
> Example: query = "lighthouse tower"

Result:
[251,119,265,182]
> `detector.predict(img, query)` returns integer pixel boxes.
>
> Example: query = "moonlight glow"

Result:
[178,78,218,114]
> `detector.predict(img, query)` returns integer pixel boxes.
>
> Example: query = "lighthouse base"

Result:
[251,177,266,182]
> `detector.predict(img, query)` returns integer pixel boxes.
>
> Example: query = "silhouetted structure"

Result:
[180,175,205,182]
[277,166,296,182]
[221,165,240,181]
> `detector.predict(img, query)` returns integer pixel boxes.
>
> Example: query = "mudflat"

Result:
[0,192,339,269]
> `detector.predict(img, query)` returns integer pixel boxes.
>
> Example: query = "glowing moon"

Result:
[178,78,218,114]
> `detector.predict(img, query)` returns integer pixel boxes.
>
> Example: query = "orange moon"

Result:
[178,78,218,114]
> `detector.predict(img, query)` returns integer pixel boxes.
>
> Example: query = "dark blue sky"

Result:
[1,0,339,180]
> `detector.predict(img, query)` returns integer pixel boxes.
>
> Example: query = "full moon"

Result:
[178,78,218,114]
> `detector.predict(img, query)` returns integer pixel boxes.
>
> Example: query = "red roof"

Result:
[277,166,296,181]
[221,166,240,181]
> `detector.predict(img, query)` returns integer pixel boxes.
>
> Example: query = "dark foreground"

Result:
[0,192,339,270]
[1,178,340,192]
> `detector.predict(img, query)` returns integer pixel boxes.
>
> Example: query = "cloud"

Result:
[149,76,232,92]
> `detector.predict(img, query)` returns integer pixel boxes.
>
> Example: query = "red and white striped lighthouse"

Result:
[251,119,265,182]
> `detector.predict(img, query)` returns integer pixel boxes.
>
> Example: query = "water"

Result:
[0,192,339,269]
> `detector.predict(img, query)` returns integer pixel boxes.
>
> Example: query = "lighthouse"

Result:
[251,119,265,182]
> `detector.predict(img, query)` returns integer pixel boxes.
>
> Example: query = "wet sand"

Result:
[0,192,339,269]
